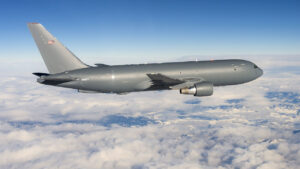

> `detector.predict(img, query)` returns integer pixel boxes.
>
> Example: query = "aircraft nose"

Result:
[256,68,263,78]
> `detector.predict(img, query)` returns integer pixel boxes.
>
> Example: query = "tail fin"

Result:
[27,23,88,74]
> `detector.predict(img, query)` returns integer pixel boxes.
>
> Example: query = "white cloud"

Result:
[0,56,299,169]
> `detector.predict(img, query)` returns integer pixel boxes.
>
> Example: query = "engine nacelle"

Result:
[180,82,213,97]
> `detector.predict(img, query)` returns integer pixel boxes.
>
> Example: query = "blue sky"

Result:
[0,0,299,64]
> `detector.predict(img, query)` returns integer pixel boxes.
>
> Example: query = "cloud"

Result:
[0,56,299,169]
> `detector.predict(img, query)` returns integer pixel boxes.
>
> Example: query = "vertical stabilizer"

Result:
[27,23,88,74]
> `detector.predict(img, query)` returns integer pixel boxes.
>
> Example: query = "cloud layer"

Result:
[0,56,299,169]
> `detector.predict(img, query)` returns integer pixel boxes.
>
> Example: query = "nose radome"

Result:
[257,68,263,78]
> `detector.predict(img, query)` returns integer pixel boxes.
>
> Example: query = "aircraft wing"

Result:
[146,73,205,89]
[170,78,205,89]
[147,73,183,84]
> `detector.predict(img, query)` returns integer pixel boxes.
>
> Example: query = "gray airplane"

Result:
[28,23,263,97]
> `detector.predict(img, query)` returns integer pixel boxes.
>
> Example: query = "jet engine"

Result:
[180,82,213,97]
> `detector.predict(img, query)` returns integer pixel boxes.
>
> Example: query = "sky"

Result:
[0,0,299,169]
[0,0,300,65]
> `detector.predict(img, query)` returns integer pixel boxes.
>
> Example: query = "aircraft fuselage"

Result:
[39,59,263,94]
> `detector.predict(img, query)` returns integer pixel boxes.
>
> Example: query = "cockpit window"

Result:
[254,64,258,69]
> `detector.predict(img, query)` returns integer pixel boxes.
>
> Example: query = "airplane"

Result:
[27,23,263,97]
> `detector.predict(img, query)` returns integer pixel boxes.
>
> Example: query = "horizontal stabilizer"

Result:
[37,74,75,85]
[33,72,50,77]
[37,79,74,85]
